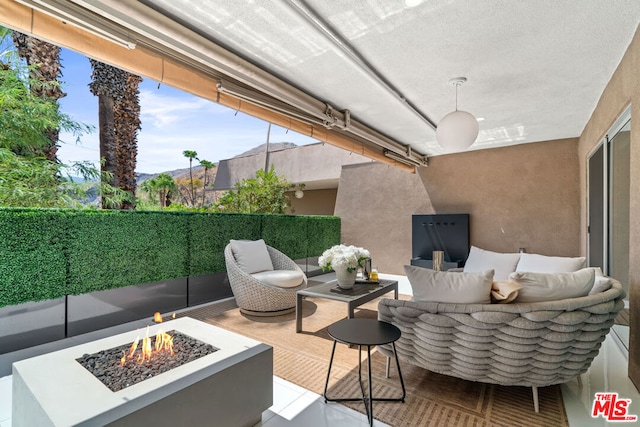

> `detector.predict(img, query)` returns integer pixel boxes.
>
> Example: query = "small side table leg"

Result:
[392,342,406,402]
[367,345,374,426]
[323,340,338,402]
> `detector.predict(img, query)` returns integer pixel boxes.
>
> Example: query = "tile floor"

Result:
[1,273,638,426]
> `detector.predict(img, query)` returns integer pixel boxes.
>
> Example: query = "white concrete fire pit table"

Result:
[12,317,273,427]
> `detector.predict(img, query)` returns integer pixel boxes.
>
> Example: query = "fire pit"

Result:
[12,317,273,427]
[76,328,218,392]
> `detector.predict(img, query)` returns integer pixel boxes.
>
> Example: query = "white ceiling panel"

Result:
[83,0,640,156]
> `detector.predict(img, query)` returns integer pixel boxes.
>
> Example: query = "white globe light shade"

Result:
[436,110,479,152]
[294,189,304,199]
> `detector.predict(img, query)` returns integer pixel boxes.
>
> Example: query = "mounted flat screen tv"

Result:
[411,214,470,264]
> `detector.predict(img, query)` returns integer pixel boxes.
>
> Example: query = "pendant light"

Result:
[436,77,479,151]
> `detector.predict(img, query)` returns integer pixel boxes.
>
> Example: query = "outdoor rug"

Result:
[177,296,569,427]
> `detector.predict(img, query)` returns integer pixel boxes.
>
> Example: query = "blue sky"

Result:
[57,48,317,173]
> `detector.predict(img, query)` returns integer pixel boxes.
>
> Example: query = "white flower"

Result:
[318,244,370,273]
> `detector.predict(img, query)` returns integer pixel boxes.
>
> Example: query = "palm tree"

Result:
[139,178,157,205]
[183,150,198,206]
[12,31,65,162]
[155,173,177,208]
[141,173,176,209]
[89,60,141,209]
[114,73,142,209]
[199,159,215,207]
[89,60,126,208]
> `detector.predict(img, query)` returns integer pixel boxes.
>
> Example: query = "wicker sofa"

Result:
[377,279,625,412]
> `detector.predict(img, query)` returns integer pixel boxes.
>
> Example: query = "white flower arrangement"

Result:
[318,244,371,273]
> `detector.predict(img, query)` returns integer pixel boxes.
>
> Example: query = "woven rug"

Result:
[177,297,569,427]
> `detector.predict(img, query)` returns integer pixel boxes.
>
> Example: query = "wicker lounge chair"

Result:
[224,242,307,316]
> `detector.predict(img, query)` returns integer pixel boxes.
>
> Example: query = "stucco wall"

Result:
[578,24,640,388]
[335,139,580,275]
[418,138,581,256]
[334,163,434,275]
[288,189,337,215]
[213,143,368,191]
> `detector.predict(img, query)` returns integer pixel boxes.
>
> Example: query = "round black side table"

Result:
[323,318,405,426]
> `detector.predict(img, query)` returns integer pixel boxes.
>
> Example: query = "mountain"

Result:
[136,141,299,184]
[136,166,204,183]
[233,142,297,158]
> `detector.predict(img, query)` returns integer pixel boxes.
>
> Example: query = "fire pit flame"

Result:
[120,326,174,366]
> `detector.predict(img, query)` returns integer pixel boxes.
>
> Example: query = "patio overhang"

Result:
[1,0,424,172]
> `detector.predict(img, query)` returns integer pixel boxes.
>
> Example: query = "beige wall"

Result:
[418,139,581,256]
[288,189,337,215]
[336,140,580,275]
[577,24,640,388]
[214,143,369,191]
[334,163,434,275]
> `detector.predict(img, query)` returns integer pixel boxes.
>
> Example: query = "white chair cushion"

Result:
[404,264,494,304]
[515,253,585,273]
[230,239,274,274]
[463,246,520,281]
[509,268,595,303]
[252,270,304,288]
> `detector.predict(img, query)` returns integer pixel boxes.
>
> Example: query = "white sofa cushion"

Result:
[405,264,494,304]
[509,268,595,303]
[252,270,304,288]
[515,253,585,273]
[587,267,613,295]
[463,246,520,281]
[230,239,274,274]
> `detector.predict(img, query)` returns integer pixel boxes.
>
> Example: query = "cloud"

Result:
[139,89,222,128]
[55,50,318,173]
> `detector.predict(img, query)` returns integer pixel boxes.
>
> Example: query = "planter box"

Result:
[188,273,233,307]
[66,278,188,337]
[0,298,65,354]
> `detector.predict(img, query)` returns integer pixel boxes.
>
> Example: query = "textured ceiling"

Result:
[114,1,640,156]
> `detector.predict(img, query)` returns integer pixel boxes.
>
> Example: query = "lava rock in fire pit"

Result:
[76,330,218,392]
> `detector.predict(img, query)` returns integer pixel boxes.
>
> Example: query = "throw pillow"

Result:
[491,280,523,304]
[509,268,595,303]
[404,264,494,304]
[230,239,274,274]
[587,267,613,295]
[463,246,520,281]
[515,253,586,273]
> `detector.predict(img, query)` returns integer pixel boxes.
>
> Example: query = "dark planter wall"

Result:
[0,209,340,354]
[0,298,65,354]
[0,209,340,308]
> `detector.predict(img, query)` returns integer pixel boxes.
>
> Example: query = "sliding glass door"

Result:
[588,108,630,350]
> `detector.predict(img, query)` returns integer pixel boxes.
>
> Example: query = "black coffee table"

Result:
[323,318,405,426]
[296,279,398,333]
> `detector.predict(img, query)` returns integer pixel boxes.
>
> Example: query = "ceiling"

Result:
[12,0,640,159]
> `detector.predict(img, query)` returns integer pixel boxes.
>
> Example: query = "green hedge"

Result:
[0,208,340,307]
[66,211,190,294]
[188,213,262,276]
[0,209,68,304]
[262,215,309,260]
[307,216,342,257]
